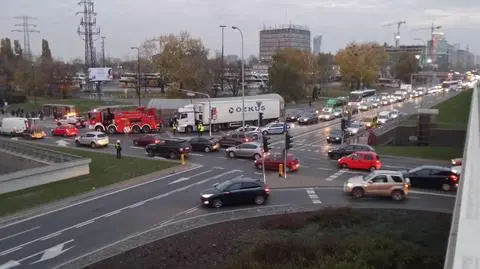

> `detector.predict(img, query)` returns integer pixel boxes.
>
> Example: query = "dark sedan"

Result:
[326,129,346,144]
[327,143,375,160]
[285,109,304,122]
[402,165,459,192]
[297,113,319,125]
[133,134,163,147]
[189,136,220,152]
[200,178,270,208]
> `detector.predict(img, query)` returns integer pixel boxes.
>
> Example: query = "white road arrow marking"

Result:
[56,139,69,147]
[30,240,74,264]
[168,177,190,185]
[0,260,21,269]
[9,137,18,141]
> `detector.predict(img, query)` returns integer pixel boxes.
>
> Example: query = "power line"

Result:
[76,0,100,69]
[11,16,39,60]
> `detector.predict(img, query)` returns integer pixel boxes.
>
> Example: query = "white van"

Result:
[377,111,391,125]
[0,117,29,136]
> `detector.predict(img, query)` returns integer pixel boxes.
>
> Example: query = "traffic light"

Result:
[341,118,347,131]
[285,132,293,150]
[258,112,264,126]
[262,136,271,153]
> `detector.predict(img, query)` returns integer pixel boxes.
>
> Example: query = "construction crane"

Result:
[382,20,406,47]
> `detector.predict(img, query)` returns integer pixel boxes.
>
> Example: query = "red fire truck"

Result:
[87,105,162,134]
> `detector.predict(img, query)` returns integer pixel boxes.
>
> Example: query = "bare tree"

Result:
[225,60,242,96]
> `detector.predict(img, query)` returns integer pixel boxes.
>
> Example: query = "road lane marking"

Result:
[189,153,204,156]
[325,169,347,181]
[0,169,243,257]
[129,146,144,149]
[410,190,456,198]
[305,188,322,204]
[0,260,20,269]
[0,226,40,242]
[30,240,75,264]
[128,201,146,209]
[0,246,22,256]
[317,168,333,171]
[254,172,263,175]
[103,209,122,218]
[0,165,204,230]
[52,204,291,269]
[73,220,95,229]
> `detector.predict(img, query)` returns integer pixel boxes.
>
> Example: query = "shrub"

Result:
[261,213,307,230]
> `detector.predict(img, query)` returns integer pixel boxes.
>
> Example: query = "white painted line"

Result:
[301,165,310,168]
[312,199,322,204]
[318,168,333,171]
[0,169,243,257]
[73,220,94,229]
[129,146,144,149]
[314,150,320,153]
[168,177,190,185]
[254,172,263,175]
[216,156,228,159]
[128,201,146,209]
[0,165,204,230]
[0,246,22,256]
[40,231,62,241]
[19,240,74,263]
[189,153,204,157]
[409,190,456,198]
[0,226,40,242]
[0,260,21,269]
[103,209,122,218]
[300,149,305,152]
[30,240,75,264]
[184,207,198,214]
[309,194,319,199]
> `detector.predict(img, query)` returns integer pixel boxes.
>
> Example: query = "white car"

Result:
[234,125,260,133]
[75,131,109,148]
[377,111,391,124]
[389,109,400,119]
[346,122,365,135]
[318,112,335,121]
[358,102,371,111]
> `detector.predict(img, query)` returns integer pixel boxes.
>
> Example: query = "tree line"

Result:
[0,37,75,99]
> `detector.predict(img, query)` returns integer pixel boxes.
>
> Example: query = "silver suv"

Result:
[75,131,109,148]
[343,170,410,201]
[226,142,263,160]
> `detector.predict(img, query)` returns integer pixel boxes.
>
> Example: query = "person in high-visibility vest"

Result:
[172,123,177,136]
[197,123,204,136]
[115,140,122,159]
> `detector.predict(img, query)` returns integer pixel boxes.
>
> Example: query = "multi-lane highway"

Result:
[0,91,459,269]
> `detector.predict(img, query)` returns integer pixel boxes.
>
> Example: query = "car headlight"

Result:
[326,136,330,139]
[347,183,353,188]
[201,194,213,199]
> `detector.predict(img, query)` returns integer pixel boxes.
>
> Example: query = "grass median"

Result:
[375,146,463,160]
[0,147,178,217]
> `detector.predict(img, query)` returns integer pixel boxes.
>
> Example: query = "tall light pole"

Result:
[219,25,226,93]
[130,46,141,106]
[232,26,245,128]
[181,89,212,137]
[413,37,426,65]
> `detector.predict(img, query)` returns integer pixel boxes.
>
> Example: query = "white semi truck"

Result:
[175,94,284,133]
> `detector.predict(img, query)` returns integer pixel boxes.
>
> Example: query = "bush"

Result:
[261,213,307,230]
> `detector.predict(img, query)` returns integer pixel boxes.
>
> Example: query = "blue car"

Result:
[260,122,290,135]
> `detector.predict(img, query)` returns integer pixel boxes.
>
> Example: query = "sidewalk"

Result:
[266,173,344,189]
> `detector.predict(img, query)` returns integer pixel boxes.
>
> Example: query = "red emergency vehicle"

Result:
[87,105,162,134]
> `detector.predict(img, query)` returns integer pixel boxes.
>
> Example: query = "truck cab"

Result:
[176,104,203,133]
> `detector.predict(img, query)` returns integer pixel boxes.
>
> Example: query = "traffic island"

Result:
[265,172,344,188]
[82,208,451,269]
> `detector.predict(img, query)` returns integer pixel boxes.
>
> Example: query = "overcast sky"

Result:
[1,0,479,62]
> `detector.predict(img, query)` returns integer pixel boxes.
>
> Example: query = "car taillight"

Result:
[154,139,160,143]
[264,186,270,194]
[376,160,380,163]
[244,138,249,142]
[179,148,184,152]
[450,175,458,182]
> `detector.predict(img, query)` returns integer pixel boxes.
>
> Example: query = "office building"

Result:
[313,35,322,55]
[259,24,311,62]
[451,49,475,71]
[385,45,426,66]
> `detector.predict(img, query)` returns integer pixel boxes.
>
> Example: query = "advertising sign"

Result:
[88,68,113,81]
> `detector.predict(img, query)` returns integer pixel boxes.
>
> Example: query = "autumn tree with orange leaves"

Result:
[336,42,387,89]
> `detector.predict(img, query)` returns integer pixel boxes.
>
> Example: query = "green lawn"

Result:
[433,90,473,128]
[7,98,124,113]
[0,147,178,216]
[375,146,463,160]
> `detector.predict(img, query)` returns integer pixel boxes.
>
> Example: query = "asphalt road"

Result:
[0,91,459,269]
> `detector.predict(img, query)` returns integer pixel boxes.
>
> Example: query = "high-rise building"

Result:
[476,55,480,67]
[427,32,450,70]
[313,35,322,55]
[259,24,311,62]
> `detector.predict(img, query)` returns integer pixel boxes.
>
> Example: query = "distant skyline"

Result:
[1,0,479,61]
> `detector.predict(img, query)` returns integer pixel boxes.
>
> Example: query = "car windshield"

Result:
[97,134,107,138]
[362,172,374,181]
[330,129,342,135]
[350,123,362,128]
[378,115,388,119]
[215,180,232,191]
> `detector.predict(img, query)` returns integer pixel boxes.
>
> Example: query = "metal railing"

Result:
[443,82,479,269]
[0,138,81,163]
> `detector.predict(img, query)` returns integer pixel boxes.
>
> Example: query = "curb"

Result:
[379,154,450,164]
[0,162,202,226]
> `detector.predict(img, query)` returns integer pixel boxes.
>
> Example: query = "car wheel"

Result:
[90,142,96,148]
[212,199,222,208]
[228,151,236,158]
[253,153,261,160]
[204,146,211,153]
[147,149,155,157]
[142,125,151,133]
[254,195,266,205]
[168,151,177,159]
[369,166,376,172]
[341,163,348,169]
[75,140,80,146]
[262,130,268,135]
[333,154,340,160]
[352,187,364,199]
[255,163,263,170]
[441,183,452,192]
[94,126,103,132]
[133,140,138,146]
[132,125,141,134]
[107,126,116,134]
[391,190,405,201]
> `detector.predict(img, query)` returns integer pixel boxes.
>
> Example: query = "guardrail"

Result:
[0,138,80,163]
[443,83,479,269]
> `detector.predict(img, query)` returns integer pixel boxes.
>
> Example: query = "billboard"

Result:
[88,68,113,81]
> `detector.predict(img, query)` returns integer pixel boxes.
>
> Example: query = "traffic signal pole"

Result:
[284,131,287,179]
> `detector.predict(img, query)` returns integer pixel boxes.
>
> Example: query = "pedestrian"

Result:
[115,140,122,159]
[172,122,177,136]
[198,122,204,136]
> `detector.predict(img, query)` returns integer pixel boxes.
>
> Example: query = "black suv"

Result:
[200,178,270,208]
[145,138,191,159]
[327,143,375,160]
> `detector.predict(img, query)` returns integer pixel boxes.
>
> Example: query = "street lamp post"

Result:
[219,25,226,93]
[232,26,245,128]
[181,89,212,137]
[130,46,141,106]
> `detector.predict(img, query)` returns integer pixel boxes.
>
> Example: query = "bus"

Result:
[324,98,347,109]
[348,89,377,108]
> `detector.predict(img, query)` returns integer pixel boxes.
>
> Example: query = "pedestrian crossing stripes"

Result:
[305,188,322,204]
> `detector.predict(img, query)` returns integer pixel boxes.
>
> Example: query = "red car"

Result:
[254,152,300,172]
[338,151,381,171]
[51,125,79,137]
[133,134,163,147]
